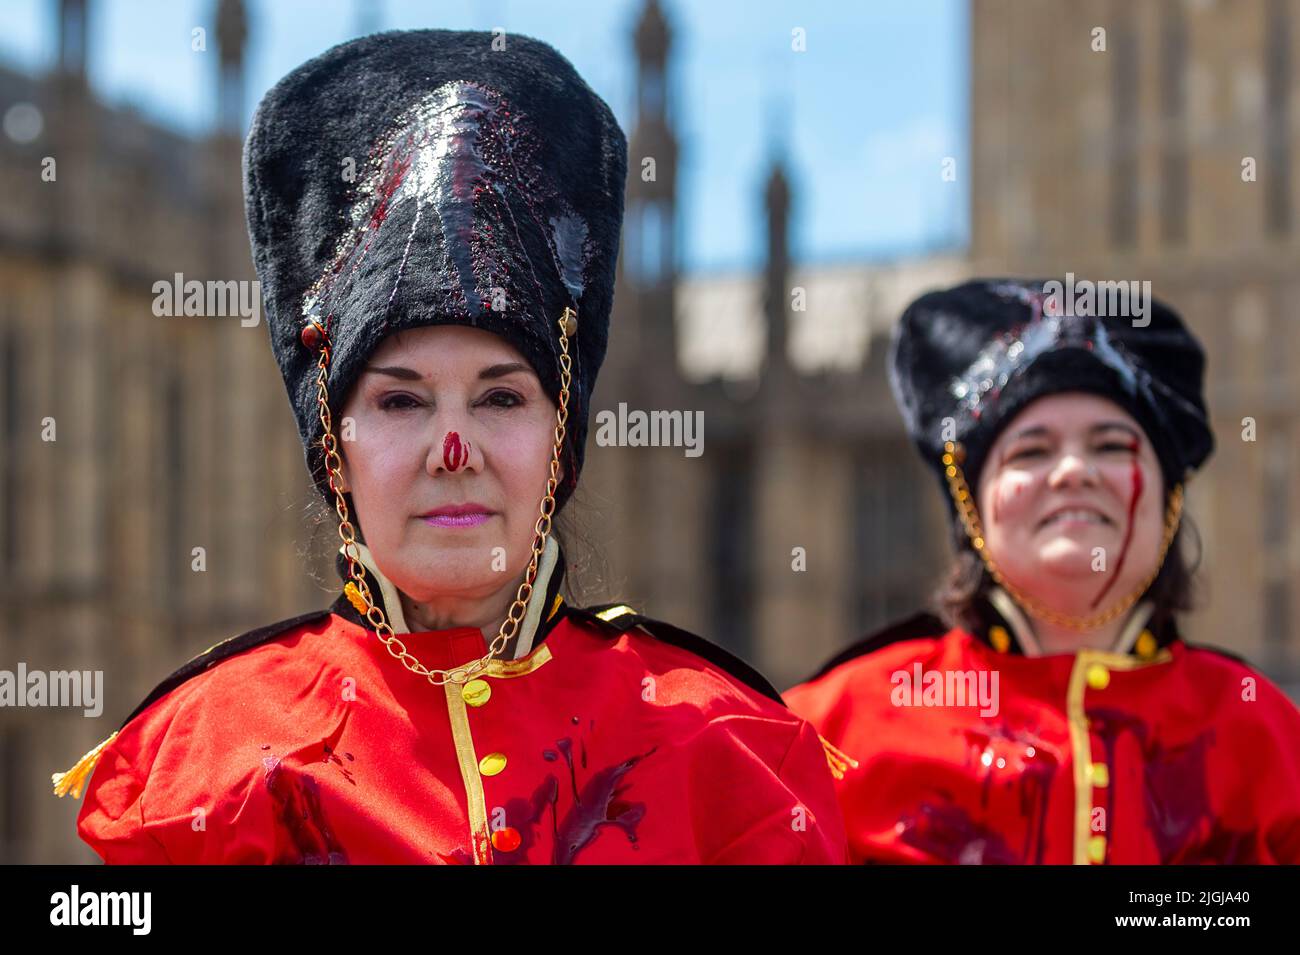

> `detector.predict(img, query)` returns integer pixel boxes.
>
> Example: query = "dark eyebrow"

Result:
[364,365,423,381]
[363,362,532,382]
[479,362,532,380]
[1091,421,1140,438]
[1010,421,1139,442]
[1010,425,1051,440]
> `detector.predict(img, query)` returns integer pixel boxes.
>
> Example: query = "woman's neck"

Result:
[988,586,1140,656]
[398,585,517,647]
[1027,615,1125,655]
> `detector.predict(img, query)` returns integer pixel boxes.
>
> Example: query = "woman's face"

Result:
[337,324,559,609]
[975,392,1165,618]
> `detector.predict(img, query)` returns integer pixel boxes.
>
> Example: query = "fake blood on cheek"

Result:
[1090,441,1143,610]
[991,476,1026,524]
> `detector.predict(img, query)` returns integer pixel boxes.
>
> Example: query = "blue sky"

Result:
[0,0,968,272]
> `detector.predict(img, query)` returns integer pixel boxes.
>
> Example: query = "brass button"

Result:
[1089,762,1109,787]
[989,625,1011,653]
[1086,663,1110,690]
[1135,629,1157,659]
[1088,835,1107,864]
[479,752,507,776]
[462,679,491,707]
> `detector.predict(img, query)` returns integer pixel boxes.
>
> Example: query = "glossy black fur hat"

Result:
[888,278,1215,515]
[242,29,627,510]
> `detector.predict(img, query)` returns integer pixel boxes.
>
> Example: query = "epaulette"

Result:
[1180,641,1255,670]
[803,611,947,684]
[52,605,334,799]
[568,603,785,706]
[573,605,866,780]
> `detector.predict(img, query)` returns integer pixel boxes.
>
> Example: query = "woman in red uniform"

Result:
[787,279,1300,864]
[53,29,847,865]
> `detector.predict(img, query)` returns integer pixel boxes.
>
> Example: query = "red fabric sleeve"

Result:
[76,678,278,865]
[1243,677,1300,863]
[684,715,848,864]
[76,743,173,864]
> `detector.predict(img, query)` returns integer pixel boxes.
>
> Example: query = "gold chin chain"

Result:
[942,440,1184,632]
[309,307,577,686]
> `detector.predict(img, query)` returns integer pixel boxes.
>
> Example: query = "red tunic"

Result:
[785,614,1300,865]
[74,598,848,864]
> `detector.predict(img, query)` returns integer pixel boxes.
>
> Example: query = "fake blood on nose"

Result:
[442,431,470,471]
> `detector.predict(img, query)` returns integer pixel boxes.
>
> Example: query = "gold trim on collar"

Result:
[483,644,553,679]
[596,604,636,622]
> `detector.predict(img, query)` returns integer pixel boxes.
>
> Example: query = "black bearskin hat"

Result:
[889,277,1214,512]
[243,29,627,511]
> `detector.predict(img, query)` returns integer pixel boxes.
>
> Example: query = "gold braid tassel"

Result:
[819,734,859,781]
[51,731,118,799]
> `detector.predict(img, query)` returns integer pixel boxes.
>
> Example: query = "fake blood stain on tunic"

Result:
[1088,709,1252,863]
[963,724,1060,865]
[263,756,349,865]
[490,719,655,865]
[894,722,1061,865]
[896,796,1022,865]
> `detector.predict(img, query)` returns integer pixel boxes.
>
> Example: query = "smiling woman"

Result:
[962,393,1182,656]
[786,278,1300,865]
[53,28,848,866]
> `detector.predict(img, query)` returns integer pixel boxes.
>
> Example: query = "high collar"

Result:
[329,536,568,665]
[974,586,1172,659]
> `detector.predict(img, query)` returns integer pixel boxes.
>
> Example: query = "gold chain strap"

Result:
[310,308,576,685]
[942,440,1184,632]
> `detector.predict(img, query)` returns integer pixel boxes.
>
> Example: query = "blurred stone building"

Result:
[589,0,1300,698]
[583,0,960,696]
[1,0,336,863]
[970,0,1300,684]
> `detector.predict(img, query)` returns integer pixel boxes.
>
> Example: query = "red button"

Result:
[491,827,521,852]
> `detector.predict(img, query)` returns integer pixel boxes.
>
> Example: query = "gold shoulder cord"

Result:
[314,307,577,686]
[941,440,1184,633]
